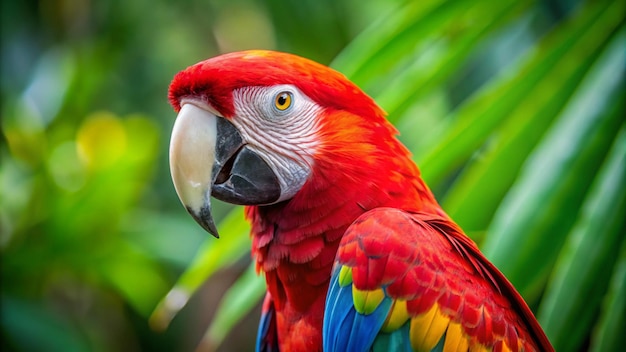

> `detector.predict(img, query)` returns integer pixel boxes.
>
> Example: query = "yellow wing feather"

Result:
[409,304,450,351]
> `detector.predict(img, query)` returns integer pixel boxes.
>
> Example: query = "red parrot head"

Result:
[168,50,413,237]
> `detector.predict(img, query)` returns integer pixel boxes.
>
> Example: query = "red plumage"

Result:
[168,50,553,351]
[337,208,551,349]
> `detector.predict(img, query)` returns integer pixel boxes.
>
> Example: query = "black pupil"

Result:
[278,94,287,106]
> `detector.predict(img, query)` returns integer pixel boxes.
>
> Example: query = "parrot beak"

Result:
[169,102,281,238]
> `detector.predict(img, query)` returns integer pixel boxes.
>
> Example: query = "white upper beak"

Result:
[169,103,218,233]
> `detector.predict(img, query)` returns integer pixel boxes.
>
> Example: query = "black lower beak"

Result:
[211,117,281,205]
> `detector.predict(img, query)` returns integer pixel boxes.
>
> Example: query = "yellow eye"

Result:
[274,92,292,111]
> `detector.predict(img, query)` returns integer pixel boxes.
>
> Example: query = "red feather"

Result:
[337,208,553,350]
[169,50,384,120]
[168,50,552,351]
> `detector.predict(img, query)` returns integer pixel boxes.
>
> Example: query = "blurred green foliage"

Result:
[1,0,624,351]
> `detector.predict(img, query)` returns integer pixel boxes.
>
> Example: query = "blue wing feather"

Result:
[323,268,354,351]
[346,296,392,351]
[256,293,278,352]
[323,267,393,352]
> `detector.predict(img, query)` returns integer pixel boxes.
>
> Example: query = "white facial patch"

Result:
[230,84,322,202]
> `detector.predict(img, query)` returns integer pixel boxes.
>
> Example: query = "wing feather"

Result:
[323,207,553,352]
[323,266,393,351]
[256,293,278,352]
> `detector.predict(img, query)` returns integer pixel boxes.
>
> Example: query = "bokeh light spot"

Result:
[77,112,127,170]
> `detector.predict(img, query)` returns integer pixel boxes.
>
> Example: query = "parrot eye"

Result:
[274,91,293,111]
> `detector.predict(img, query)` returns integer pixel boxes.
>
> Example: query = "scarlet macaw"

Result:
[168,50,553,351]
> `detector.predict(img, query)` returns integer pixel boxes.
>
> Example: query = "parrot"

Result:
[167,50,554,352]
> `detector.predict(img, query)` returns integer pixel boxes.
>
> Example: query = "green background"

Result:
[2,0,624,351]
